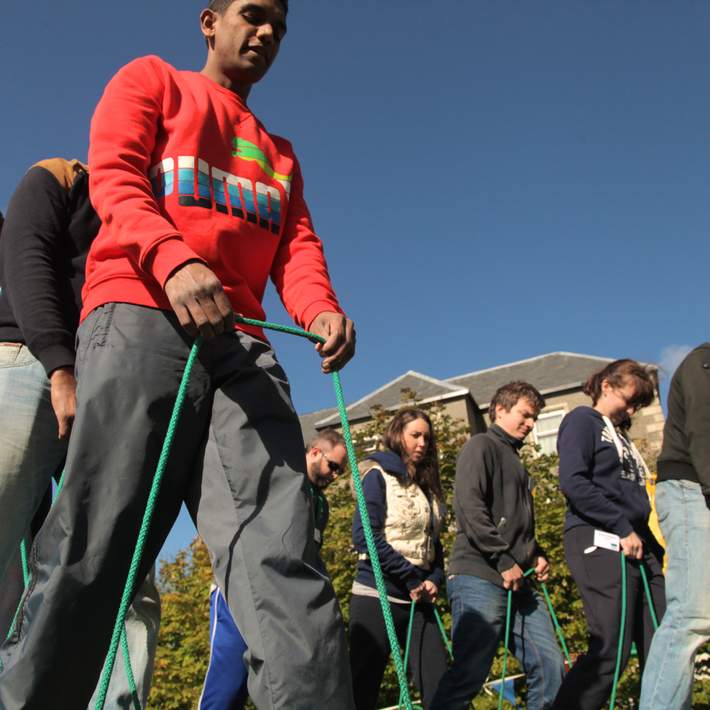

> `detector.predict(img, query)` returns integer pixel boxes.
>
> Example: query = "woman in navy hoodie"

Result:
[349,407,448,710]
[552,360,666,710]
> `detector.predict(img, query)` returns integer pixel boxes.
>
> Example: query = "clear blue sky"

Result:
[2,1,708,559]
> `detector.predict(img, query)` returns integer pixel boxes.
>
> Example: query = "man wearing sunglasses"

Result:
[199,429,348,709]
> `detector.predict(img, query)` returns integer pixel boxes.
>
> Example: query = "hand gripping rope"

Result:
[92,315,416,710]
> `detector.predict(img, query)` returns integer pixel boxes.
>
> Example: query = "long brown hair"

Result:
[583,359,656,409]
[383,408,443,502]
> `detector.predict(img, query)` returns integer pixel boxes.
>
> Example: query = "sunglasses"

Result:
[321,452,343,475]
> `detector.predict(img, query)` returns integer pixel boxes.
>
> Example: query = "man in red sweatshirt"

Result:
[0,1,356,708]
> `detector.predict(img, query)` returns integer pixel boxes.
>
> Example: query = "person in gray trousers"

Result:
[0,1,357,708]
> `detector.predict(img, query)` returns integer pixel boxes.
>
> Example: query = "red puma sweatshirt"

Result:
[85,55,343,341]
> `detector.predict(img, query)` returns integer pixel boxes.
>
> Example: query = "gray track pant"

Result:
[0,303,354,710]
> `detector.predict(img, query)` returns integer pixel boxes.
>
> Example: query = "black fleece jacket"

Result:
[0,160,99,375]
[448,425,541,586]
[658,343,710,497]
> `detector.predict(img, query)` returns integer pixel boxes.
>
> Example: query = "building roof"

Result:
[447,351,655,408]
[300,406,338,444]
[298,352,659,433]
[314,371,470,428]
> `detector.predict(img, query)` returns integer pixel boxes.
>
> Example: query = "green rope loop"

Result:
[96,315,413,709]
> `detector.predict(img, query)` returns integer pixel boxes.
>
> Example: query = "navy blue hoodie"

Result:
[352,450,444,601]
[558,406,653,539]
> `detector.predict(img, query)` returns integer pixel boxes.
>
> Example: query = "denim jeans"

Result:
[0,342,160,709]
[0,344,66,583]
[431,574,564,710]
[639,480,710,710]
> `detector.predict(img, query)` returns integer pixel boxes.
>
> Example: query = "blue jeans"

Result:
[0,343,160,709]
[639,480,710,710]
[431,574,564,710]
[199,587,248,709]
[0,344,66,583]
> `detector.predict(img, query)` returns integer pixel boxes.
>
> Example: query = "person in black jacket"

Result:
[552,359,665,710]
[431,382,564,710]
[0,159,160,708]
[639,344,710,710]
[349,407,449,710]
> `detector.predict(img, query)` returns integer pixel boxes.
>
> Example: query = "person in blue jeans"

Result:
[198,429,348,709]
[640,344,710,710]
[0,159,160,708]
[431,382,564,710]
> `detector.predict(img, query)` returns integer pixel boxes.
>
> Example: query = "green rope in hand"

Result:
[97,315,413,710]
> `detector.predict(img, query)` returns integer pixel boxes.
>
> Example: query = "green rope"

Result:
[639,564,659,630]
[120,626,142,710]
[238,315,414,704]
[433,606,453,659]
[609,553,628,710]
[398,602,417,708]
[19,540,30,588]
[95,314,411,709]
[498,587,514,710]
[93,336,204,710]
[496,569,536,709]
[4,467,140,707]
[539,581,573,668]
[332,369,414,709]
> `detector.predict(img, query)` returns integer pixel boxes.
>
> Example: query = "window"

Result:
[533,410,565,456]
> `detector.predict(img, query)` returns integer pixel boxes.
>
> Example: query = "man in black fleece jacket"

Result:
[0,159,159,707]
[432,382,564,710]
[640,344,710,709]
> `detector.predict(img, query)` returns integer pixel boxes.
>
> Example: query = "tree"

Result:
[148,539,212,710]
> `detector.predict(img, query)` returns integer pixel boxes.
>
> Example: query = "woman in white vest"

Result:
[552,359,666,710]
[349,407,448,710]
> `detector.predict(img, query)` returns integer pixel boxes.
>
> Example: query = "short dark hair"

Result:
[207,0,288,14]
[307,428,345,452]
[582,359,656,409]
[489,381,545,422]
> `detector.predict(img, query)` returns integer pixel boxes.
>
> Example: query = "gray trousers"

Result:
[0,303,354,710]
[0,341,160,709]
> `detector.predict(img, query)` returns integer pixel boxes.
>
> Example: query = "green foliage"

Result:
[148,539,212,710]
[148,394,710,708]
